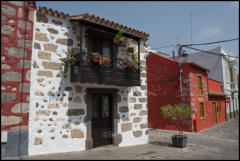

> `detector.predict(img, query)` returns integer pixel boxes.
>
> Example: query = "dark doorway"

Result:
[91,94,113,147]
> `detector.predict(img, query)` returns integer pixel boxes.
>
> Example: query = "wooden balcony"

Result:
[70,52,140,86]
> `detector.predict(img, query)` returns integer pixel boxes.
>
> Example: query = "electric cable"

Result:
[182,38,239,47]
[151,44,175,49]
[185,46,239,58]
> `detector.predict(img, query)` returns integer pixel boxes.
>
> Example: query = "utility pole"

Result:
[177,44,183,93]
[190,11,195,44]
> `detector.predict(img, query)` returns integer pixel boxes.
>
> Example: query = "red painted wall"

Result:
[147,52,222,133]
[147,52,193,132]
[208,79,226,125]
[188,68,212,132]
[1,1,34,131]
[208,78,222,93]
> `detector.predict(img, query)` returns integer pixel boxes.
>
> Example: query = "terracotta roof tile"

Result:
[70,13,149,40]
[37,6,149,40]
[37,6,71,19]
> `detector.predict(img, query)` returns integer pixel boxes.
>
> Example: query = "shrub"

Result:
[161,104,194,135]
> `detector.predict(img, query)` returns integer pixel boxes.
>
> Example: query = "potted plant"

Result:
[127,47,135,53]
[113,29,126,44]
[91,52,100,63]
[102,53,110,64]
[123,59,132,68]
[59,49,78,77]
[161,104,194,148]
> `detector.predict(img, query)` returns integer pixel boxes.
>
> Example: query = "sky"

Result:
[37,1,239,71]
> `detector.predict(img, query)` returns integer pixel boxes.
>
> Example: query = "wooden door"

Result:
[91,94,113,147]
[212,102,217,125]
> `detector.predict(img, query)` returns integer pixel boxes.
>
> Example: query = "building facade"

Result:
[147,51,226,133]
[1,1,35,158]
[2,2,149,157]
[188,46,239,120]
[208,78,226,125]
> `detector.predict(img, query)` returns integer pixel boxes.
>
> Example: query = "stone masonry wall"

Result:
[1,1,34,133]
[28,10,148,155]
[1,1,35,158]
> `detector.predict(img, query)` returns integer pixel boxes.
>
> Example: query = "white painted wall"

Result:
[29,10,148,156]
[221,47,239,117]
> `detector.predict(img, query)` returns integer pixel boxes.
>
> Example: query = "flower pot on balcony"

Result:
[171,135,187,148]
[113,37,120,44]
[123,61,131,68]
[103,57,110,64]
[92,56,100,63]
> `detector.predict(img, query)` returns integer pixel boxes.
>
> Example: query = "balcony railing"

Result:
[70,51,140,86]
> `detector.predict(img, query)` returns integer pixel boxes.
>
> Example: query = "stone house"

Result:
[1,2,149,157]
[28,6,149,156]
[188,46,239,120]
[147,51,226,132]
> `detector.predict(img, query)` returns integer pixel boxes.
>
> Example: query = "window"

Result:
[199,102,205,119]
[197,75,203,96]
[225,67,229,82]
[87,28,113,59]
[230,67,233,83]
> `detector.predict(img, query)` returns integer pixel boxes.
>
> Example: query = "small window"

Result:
[197,75,203,96]
[87,28,113,58]
[199,102,205,119]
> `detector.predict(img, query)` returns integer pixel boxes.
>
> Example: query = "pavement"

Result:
[3,117,239,160]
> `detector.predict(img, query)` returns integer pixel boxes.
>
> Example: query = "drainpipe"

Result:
[79,22,83,52]
[138,39,141,84]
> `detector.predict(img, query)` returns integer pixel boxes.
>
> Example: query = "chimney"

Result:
[172,51,175,59]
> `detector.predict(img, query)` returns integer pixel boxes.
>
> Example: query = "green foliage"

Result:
[103,53,109,58]
[161,104,194,134]
[161,104,194,121]
[131,52,147,71]
[114,29,126,43]
[91,52,99,56]
[60,48,78,77]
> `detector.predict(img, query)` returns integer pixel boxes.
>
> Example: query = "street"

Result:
[4,117,239,160]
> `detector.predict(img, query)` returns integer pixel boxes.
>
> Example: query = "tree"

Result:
[161,104,194,135]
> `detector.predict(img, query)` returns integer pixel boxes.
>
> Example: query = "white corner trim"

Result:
[1,131,8,143]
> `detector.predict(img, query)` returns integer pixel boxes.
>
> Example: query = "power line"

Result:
[152,44,175,49]
[185,46,239,58]
[181,38,239,47]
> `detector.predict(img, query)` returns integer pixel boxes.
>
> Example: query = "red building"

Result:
[208,78,226,125]
[147,52,226,132]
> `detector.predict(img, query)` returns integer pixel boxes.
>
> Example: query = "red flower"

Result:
[59,58,62,61]
[71,61,75,65]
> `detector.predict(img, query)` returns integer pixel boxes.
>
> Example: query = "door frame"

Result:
[212,102,217,125]
[85,88,122,150]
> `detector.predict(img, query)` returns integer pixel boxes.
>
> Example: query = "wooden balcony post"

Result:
[138,39,141,84]
[79,22,83,52]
